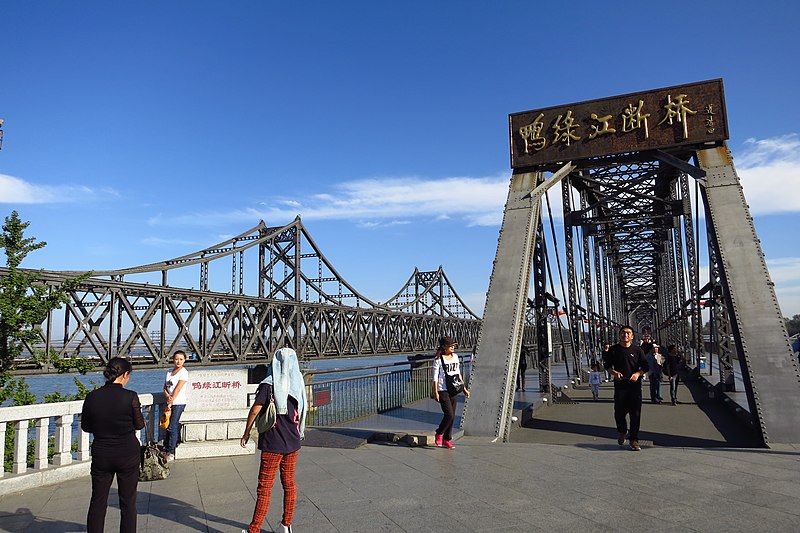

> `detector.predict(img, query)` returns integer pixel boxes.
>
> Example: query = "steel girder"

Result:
[4,217,481,371]
[697,145,800,445]
[463,165,575,440]
[565,158,669,350]
[8,274,480,370]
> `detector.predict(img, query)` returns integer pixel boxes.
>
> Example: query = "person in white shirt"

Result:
[431,336,470,449]
[162,350,189,461]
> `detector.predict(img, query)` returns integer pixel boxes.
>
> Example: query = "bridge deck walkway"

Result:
[2,367,798,532]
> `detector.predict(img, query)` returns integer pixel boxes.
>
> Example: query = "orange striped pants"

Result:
[247,450,299,533]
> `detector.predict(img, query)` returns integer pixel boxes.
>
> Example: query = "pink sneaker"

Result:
[434,434,443,447]
[443,440,455,449]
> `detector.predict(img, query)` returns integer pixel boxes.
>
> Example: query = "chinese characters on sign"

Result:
[186,369,249,411]
[509,79,728,169]
[190,381,243,390]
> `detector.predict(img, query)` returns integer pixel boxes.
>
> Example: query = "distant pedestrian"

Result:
[162,350,189,461]
[432,336,470,449]
[589,362,603,401]
[645,343,664,404]
[604,326,649,451]
[81,357,145,533]
[240,347,308,533]
[516,345,528,391]
[663,345,685,405]
[601,343,611,380]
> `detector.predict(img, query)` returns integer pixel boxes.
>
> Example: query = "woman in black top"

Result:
[81,357,145,533]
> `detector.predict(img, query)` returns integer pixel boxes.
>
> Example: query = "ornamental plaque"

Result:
[509,79,728,169]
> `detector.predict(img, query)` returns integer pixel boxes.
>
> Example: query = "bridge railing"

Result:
[304,356,472,426]
[0,356,471,495]
[0,393,171,496]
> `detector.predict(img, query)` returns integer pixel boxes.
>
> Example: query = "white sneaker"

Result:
[280,524,293,533]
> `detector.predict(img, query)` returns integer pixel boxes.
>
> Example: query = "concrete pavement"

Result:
[2,371,799,532]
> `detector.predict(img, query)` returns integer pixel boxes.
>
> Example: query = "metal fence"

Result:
[304,356,472,427]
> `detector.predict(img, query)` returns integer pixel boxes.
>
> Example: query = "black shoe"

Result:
[671,400,676,405]
[618,432,627,446]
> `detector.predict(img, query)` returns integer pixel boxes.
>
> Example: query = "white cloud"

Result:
[765,258,800,317]
[765,257,800,285]
[151,174,513,228]
[0,173,118,204]
[736,134,800,216]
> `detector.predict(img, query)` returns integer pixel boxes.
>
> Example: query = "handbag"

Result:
[440,355,465,396]
[255,385,277,433]
[159,408,171,430]
[139,423,169,482]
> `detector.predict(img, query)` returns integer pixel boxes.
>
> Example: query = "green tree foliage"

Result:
[785,315,800,337]
[1,211,68,373]
[0,211,96,470]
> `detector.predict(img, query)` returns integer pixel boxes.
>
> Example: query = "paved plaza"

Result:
[1,375,799,532]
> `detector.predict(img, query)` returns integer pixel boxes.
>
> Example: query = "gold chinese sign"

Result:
[509,79,728,169]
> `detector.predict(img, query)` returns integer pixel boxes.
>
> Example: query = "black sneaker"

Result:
[617,432,627,446]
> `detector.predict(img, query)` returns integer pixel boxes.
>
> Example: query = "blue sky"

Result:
[2,1,799,318]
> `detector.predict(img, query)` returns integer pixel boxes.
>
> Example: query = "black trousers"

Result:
[613,384,643,441]
[87,452,140,533]
[436,392,458,440]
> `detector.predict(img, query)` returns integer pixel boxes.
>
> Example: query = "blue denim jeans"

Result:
[648,376,662,402]
[163,404,185,454]
[669,376,680,403]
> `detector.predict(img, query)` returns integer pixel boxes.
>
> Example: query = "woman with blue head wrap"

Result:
[240,347,308,533]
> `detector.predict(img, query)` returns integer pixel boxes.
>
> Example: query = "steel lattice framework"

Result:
[4,218,480,371]
[464,146,800,446]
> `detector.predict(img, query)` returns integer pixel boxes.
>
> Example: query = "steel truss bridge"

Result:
[6,217,481,370]
[464,82,800,447]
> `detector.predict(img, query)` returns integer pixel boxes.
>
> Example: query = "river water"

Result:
[18,354,417,403]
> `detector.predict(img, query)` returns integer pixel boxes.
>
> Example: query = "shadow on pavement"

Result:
[302,427,373,448]
[516,374,762,448]
[0,507,83,533]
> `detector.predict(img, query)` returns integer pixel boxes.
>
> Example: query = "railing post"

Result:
[0,422,6,478]
[13,420,29,474]
[375,367,380,413]
[52,415,73,466]
[77,414,91,461]
[34,418,49,470]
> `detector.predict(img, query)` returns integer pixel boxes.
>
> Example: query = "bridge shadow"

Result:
[0,490,246,533]
[0,507,84,533]
[515,375,762,448]
[137,490,246,532]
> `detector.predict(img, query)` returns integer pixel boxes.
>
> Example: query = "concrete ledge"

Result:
[176,439,256,460]
[0,461,90,497]
[368,429,463,447]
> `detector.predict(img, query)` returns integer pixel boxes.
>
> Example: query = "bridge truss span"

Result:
[6,218,481,370]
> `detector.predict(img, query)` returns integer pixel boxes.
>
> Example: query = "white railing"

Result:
[0,393,166,496]
[0,356,468,496]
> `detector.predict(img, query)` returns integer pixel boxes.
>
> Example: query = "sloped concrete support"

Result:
[463,164,574,440]
[698,144,800,445]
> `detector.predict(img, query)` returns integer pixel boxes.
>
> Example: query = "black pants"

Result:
[87,452,140,533]
[436,392,458,441]
[613,384,642,441]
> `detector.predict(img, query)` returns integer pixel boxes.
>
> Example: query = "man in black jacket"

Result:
[603,326,649,451]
